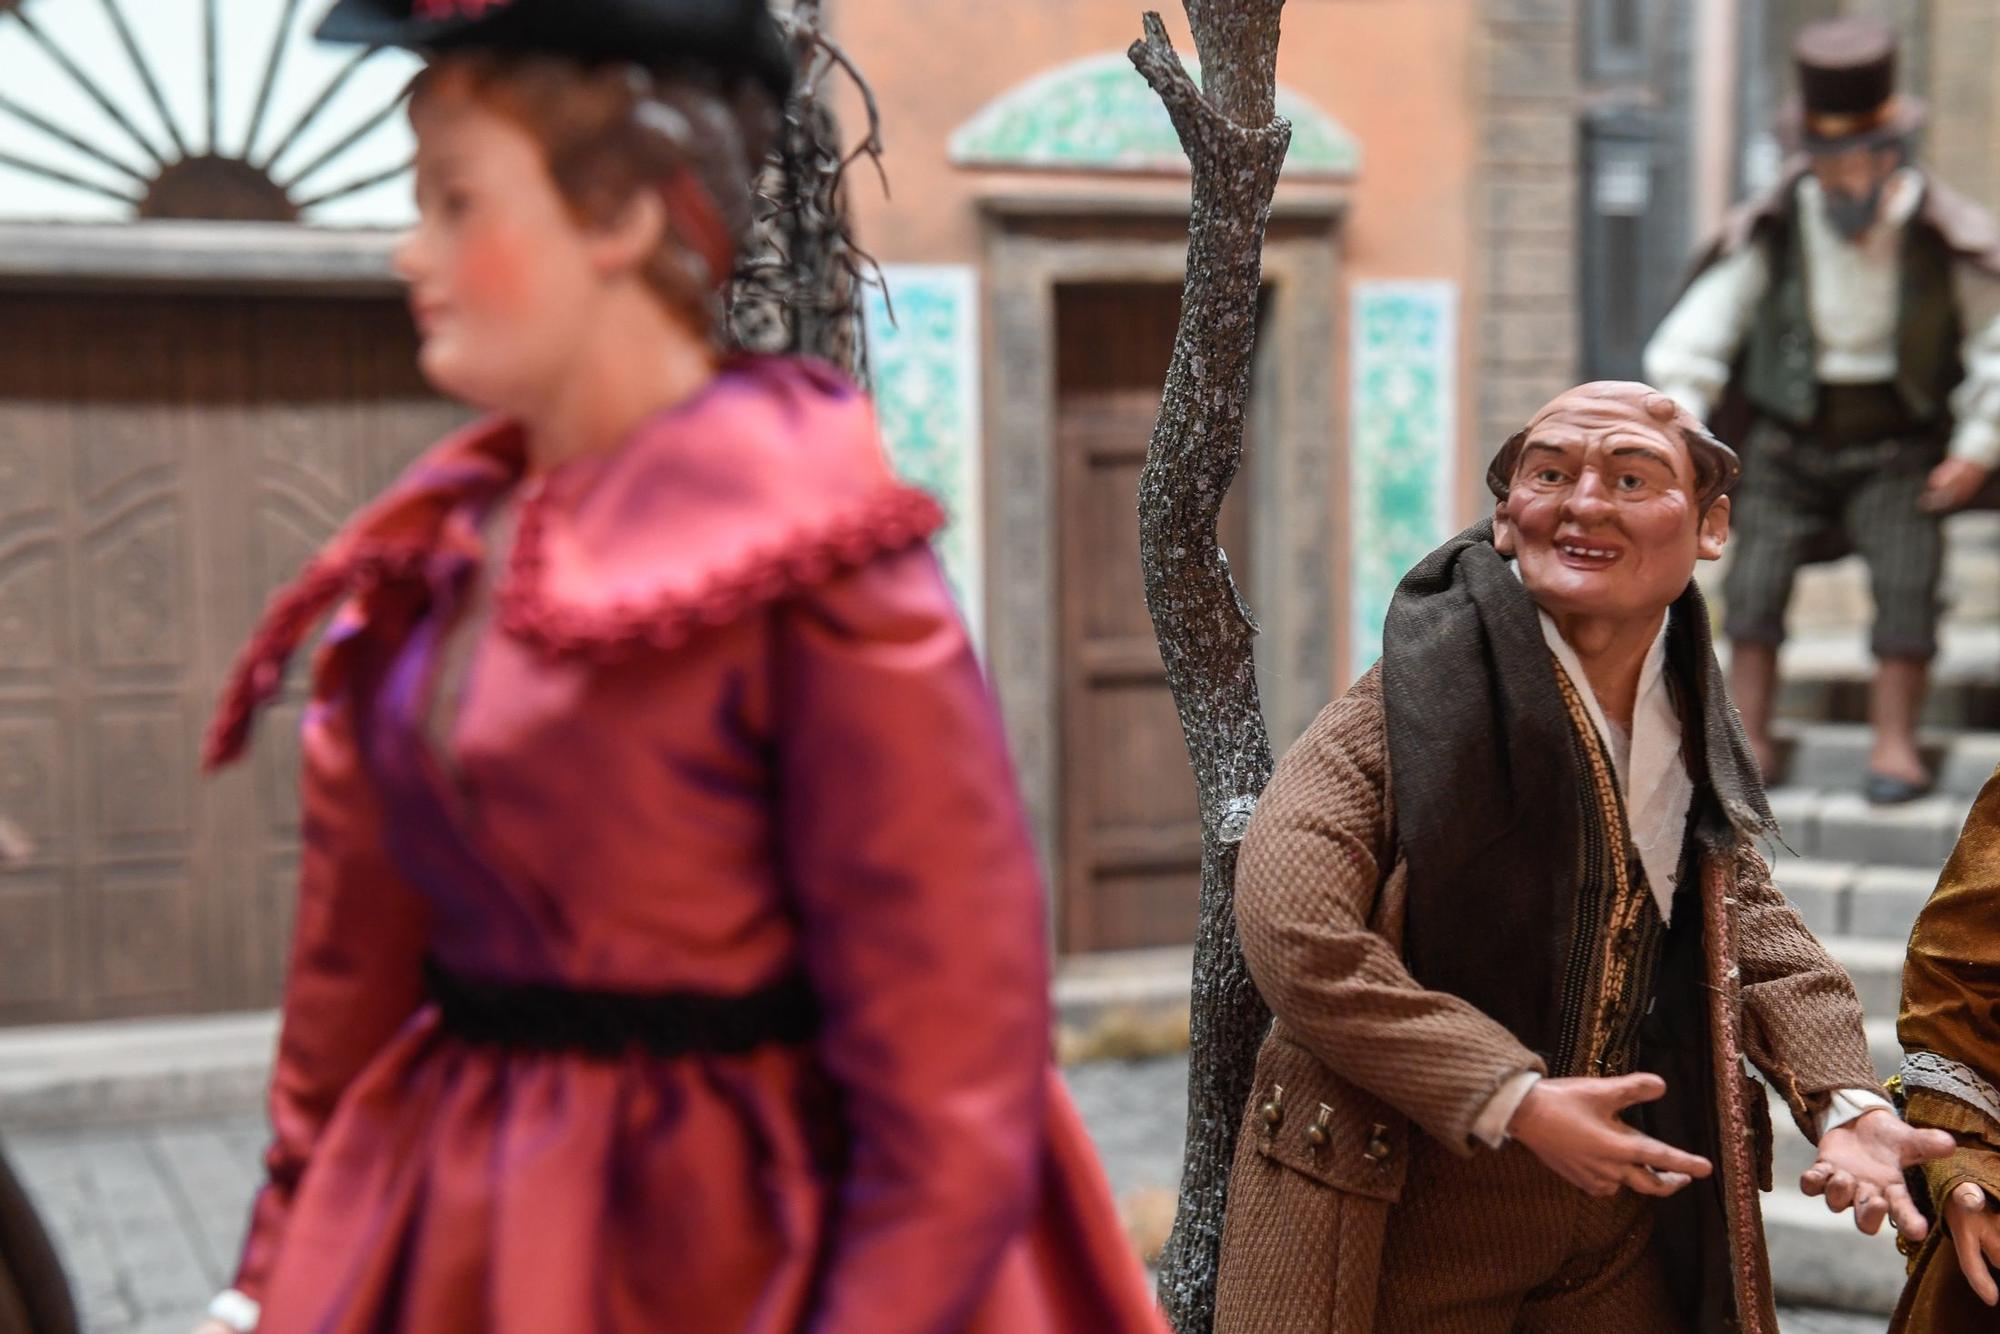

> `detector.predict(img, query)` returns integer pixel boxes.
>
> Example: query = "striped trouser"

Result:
[1721,417,1946,660]
[1373,1137,1680,1334]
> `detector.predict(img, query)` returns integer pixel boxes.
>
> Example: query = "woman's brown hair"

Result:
[411,53,779,337]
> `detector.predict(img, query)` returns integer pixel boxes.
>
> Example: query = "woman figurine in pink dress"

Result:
[192,2,1162,1330]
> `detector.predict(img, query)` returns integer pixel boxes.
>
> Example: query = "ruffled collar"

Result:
[204,357,943,770]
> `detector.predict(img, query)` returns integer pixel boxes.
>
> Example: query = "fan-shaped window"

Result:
[0,0,420,226]
[948,52,1359,179]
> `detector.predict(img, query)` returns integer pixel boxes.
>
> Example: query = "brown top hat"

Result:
[1778,16,1925,153]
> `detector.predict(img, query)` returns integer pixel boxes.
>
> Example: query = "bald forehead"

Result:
[1530,391,1688,443]
[1516,397,1695,485]
[1534,402,1676,436]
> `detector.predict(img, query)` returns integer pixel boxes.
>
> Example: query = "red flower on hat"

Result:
[414,0,511,19]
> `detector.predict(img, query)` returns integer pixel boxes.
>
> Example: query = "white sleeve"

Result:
[1949,262,2000,467]
[1817,1087,1896,1138]
[1471,1069,1543,1149]
[1642,242,1772,423]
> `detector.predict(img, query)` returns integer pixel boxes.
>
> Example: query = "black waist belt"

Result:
[1811,382,1940,444]
[425,960,819,1059]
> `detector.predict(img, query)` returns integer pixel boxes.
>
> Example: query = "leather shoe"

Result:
[1864,771,1934,805]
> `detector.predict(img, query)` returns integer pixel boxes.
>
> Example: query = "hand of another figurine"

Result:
[189,1321,239,1334]
[1945,1181,2000,1307]
[1919,457,1991,513]
[1506,1073,1713,1198]
[1800,1108,1954,1240]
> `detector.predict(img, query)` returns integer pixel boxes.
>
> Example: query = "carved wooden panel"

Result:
[0,296,79,1021]
[1053,283,1252,954]
[0,548,62,680]
[0,289,449,1024]
[0,869,66,1007]
[92,861,198,1002]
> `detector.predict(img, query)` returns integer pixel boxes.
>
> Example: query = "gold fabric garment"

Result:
[1550,660,1668,1078]
[1889,769,2000,1332]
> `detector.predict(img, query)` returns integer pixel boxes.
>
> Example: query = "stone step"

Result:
[1750,614,2000,729]
[1054,947,1193,1063]
[1765,785,1972,868]
[1053,947,1193,1032]
[1824,937,1907,1017]
[0,1011,276,1129]
[1764,1188,1908,1314]
[1768,859,1937,943]
[1779,675,2000,730]
[1770,721,2000,798]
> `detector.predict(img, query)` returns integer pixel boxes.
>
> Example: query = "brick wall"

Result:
[1928,0,2000,213]
[1473,0,1581,465]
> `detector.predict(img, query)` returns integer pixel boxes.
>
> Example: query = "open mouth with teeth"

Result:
[1555,539,1623,569]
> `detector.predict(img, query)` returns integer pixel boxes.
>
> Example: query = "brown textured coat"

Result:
[1213,667,1879,1334]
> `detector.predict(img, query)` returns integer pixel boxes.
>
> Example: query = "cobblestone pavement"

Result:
[8,1052,1888,1333]
[8,1114,267,1334]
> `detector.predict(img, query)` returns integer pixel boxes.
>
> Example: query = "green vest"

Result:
[1740,184,1963,432]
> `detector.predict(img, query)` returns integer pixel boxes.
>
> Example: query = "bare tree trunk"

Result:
[1129,6,1291,1332]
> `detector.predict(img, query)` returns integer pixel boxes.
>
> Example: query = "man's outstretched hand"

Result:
[1800,1108,1955,1239]
[1507,1073,1713,1198]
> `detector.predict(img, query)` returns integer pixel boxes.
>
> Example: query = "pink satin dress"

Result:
[205,357,1164,1333]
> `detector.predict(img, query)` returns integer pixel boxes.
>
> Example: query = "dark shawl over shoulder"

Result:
[1381,520,1776,1057]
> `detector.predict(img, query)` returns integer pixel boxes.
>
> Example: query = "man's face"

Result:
[1810,144,1902,240]
[1493,390,1730,625]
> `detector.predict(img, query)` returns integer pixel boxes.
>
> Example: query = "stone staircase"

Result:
[1751,596,2000,1311]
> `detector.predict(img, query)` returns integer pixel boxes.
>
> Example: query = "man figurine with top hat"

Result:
[188,2,1165,1331]
[1645,15,2000,804]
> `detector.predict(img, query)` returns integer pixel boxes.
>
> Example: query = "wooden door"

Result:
[0,290,459,1024]
[1055,283,1251,954]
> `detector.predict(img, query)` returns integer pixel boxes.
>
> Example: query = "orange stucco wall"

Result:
[829,0,1483,691]
[832,0,1478,286]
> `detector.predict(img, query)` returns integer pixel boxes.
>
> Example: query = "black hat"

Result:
[1779,16,1924,154]
[316,0,793,99]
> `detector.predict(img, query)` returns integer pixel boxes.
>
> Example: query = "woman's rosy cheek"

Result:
[451,230,539,317]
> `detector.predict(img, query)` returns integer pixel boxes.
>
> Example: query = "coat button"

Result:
[1259,1084,1285,1130]
[1364,1121,1393,1163]
[1304,1103,1333,1150]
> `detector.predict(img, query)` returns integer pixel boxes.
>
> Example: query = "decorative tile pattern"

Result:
[1349,280,1459,673]
[949,52,1359,179]
[863,264,984,643]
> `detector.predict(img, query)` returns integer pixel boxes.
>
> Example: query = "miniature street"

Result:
[6,1050,1889,1333]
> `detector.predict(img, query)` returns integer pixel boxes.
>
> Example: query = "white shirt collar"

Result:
[1517,578,1691,923]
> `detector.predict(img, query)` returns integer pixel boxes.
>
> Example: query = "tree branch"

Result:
[1130,5,1290,1332]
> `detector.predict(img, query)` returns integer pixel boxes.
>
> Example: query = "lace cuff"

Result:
[1901,1051,2000,1127]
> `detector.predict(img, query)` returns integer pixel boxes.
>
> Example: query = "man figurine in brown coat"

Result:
[1213,382,1953,1333]
[1644,17,2000,804]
